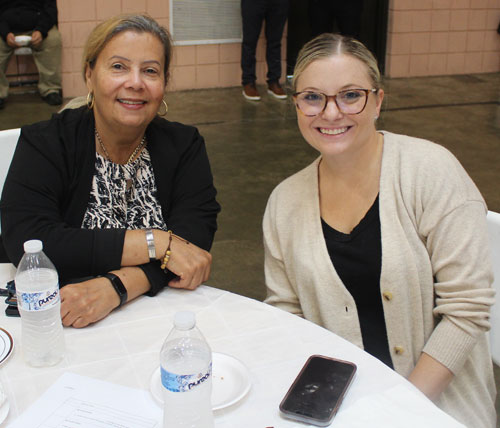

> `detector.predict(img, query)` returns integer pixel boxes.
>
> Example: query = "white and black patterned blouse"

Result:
[82,148,167,230]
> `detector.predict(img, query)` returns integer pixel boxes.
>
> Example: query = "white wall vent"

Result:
[171,0,242,45]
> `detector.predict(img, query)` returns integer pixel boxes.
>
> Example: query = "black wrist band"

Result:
[102,273,128,308]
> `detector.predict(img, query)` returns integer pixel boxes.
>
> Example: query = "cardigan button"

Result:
[394,346,404,355]
[382,291,393,301]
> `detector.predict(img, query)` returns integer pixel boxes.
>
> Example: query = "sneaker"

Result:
[42,92,63,106]
[242,83,261,101]
[267,81,287,99]
[0,98,4,110]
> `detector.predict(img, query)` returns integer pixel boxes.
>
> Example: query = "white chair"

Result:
[0,128,21,234]
[487,210,500,365]
[0,128,20,195]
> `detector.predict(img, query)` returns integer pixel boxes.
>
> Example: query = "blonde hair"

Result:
[82,14,172,84]
[292,33,381,91]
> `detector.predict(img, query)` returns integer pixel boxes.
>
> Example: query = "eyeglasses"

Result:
[293,88,378,116]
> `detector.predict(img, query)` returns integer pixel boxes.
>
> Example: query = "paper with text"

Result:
[7,372,161,428]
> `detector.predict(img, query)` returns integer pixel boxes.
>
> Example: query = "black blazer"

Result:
[0,106,220,295]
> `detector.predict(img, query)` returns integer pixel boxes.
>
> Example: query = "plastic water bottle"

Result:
[160,311,214,428]
[15,240,65,367]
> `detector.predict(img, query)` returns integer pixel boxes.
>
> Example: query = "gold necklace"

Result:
[94,128,147,164]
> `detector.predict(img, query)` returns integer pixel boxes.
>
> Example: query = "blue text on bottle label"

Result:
[17,287,60,311]
[161,362,212,393]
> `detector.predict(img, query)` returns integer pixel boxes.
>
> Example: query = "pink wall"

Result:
[57,0,284,98]
[8,0,497,94]
[57,0,169,97]
[386,0,500,77]
[7,0,285,97]
[57,0,286,97]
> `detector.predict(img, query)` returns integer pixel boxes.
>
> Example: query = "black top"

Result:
[0,106,221,295]
[0,0,58,41]
[321,196,393,369]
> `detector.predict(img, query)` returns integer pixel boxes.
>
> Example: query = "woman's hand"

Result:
[59,267,151,328]
[60,276,120,328]
[164,235,212,290]
[119,229,212,290]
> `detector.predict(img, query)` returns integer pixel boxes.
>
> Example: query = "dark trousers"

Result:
[241,0,289,85]
[308,0,364,39]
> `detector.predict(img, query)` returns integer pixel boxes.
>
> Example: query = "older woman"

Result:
[1,15,220,328]
[263,33,496,427]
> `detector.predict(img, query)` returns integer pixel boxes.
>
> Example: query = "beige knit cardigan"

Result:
[263,131,496,427]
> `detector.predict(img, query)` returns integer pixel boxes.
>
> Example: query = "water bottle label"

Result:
[17,287,60,311]
[161,362,212,393]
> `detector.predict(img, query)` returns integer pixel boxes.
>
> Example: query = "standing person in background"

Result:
[0,0,62,109]
[241,0,289,101]
[308,0,364,39]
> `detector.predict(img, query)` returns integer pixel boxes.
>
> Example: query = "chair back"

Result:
[0,128,20,194]
[0,128,20,234]
[487,210,500,365]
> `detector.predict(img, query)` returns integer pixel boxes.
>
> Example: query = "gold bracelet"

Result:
[160,230,173,271]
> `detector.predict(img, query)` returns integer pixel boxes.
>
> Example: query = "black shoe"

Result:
[0,98,5,110]
[42,92,63,106]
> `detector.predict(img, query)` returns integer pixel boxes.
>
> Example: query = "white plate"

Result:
[14,35,31,46]
[0,329,13,366]
[150,352,251,411]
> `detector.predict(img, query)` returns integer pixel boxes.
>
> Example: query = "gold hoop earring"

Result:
[87,92,94,109]
[158,99,168,116]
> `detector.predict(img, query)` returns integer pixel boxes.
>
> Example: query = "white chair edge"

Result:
[0,128,21,234]
[487,210,500,366]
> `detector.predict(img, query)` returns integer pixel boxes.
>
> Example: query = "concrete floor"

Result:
[1,72,499,424]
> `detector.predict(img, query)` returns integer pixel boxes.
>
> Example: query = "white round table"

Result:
[0,264,463,427]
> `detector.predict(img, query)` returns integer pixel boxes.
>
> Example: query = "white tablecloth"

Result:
[0,264,464,427]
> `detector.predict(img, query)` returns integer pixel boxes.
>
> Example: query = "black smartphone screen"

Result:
[280,355,356,425]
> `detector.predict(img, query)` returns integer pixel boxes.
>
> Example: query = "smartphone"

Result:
[279,355,357,426]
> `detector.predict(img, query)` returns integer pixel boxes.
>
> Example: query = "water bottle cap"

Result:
[173,311,196,330]
[23,239,43,253]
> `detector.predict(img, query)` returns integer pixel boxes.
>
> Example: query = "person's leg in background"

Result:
[0,39,13,109]
[332,0,364,39]
[264,0,289,99]
[31,26,62,106]
[308,0,335,38]
[241,0,266,100]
